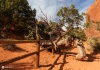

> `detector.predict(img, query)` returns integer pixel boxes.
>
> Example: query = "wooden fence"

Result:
[0,35,53,68]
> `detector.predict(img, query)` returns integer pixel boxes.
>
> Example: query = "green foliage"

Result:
[37,21,59,40]
[97,25,100,31]
[75,31,86,41]
[57,4,85,41]
[84,22,93,28]
[70,27,86,41]
[0,0,36,38]
[96,22,100,31]
[36,21,50,39]
[87,37,100,53]
[57,4,84,27]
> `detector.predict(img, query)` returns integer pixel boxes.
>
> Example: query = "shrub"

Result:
[97,25,100,31]
[2,44,17,51]
[87,37,100,53]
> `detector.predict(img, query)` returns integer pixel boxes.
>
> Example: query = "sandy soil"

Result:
[0,42,100,70]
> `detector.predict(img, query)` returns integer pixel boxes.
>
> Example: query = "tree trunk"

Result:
[75,39,86,60]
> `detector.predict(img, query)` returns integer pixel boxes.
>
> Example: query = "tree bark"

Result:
[75,39,86,60]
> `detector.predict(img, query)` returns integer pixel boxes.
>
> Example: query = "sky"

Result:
[27,0,94,22]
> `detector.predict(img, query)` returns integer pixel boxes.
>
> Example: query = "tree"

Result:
[57,4,86,59]
[37,21,51,40]
[38,9,64,41]
[0,0,36,39]
[57,4,84,37]
[57,4,85,41]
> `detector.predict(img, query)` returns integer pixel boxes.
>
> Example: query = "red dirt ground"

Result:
[0,42,100,70]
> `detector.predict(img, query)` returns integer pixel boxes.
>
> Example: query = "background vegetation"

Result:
[0,0,36,39]
[0,0,87,50]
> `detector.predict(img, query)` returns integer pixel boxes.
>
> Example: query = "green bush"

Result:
[87,37,100,53]
[97,25,100,31]
[70,28,87,41]
[2,44,17,51]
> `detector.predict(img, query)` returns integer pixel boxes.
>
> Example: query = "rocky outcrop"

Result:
[86,0,100,22]
[85,0,100,38]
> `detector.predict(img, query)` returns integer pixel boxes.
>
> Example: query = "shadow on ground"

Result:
[2,52,100,70]
[82,54,100,62]
[40,52,77,70]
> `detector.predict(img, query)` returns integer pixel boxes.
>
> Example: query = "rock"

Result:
[86,0,100,22]
[85,0,100,38]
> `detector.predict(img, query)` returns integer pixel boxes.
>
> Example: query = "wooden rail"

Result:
[0,39,37,44]
[0,35,40,68]
[0,36,53,68]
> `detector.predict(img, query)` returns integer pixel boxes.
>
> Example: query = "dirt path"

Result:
[0,42,100,70]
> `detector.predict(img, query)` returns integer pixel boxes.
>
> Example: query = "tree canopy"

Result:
[36,4,86,42]
[57,4,86,40]
[0,0,36,38]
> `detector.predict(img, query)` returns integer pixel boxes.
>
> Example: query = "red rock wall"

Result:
[85,0,100,38]
[86,0,100,22]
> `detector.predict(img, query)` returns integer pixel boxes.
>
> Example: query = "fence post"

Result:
[35,35,40,68]
[0,65,2,70]
[52,46,54,54]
